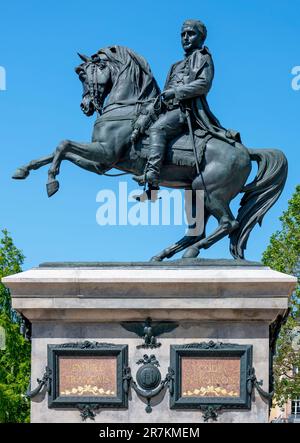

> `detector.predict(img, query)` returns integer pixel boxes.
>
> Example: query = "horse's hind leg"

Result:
[151,190,208,261]
[183,195,239,258]
[12,155,54,180]
[151,235,199,262]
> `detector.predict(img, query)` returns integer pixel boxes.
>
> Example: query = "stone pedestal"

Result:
[2,260,296,423]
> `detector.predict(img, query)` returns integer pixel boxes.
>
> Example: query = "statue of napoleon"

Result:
[12,19,287,262]
[132,19,240,189]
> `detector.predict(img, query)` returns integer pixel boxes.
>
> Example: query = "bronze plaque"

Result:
[59,356,117,397]
[181,356,240,398]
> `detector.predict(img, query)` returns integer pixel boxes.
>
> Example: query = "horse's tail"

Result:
[230,148,288,259]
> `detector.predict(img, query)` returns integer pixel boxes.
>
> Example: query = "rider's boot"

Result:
[133,131,166,188]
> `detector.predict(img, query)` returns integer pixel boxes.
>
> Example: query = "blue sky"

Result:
[0,0,299,269]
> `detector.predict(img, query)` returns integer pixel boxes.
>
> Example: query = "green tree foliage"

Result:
[262,185,300,406]
[0,229,30,422]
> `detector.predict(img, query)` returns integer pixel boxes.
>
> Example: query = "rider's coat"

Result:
[164,47,240,142]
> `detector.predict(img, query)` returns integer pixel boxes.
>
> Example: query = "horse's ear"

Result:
[77,53,90,63]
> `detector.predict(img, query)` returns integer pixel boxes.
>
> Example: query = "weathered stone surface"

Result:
[30,322,269,423]
[2,262,296,423]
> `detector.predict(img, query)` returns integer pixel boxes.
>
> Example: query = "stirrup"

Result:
[133,186,160,203]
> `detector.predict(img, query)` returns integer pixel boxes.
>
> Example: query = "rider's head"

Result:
[181,19,207,54]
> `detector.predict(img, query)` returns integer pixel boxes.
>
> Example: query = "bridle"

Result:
[83,57,163,118]
[82,61,106,114]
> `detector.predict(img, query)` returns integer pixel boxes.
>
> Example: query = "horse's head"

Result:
[75,46,160,116]
[75,52,112,116]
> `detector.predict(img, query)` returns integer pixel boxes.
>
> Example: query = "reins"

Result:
[100,171,130,177]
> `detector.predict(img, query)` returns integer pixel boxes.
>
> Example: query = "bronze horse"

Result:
[12,46,287,261]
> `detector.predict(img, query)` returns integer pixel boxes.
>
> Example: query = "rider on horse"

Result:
[11,27,287,261]
[133,19,240,189]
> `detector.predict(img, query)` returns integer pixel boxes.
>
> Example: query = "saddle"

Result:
[132,128,212,168]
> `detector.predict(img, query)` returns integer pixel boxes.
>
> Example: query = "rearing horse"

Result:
[12,45,288,261]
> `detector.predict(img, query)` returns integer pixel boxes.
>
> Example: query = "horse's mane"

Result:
[98,45,160,103]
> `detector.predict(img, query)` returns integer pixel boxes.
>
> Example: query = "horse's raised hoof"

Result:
[47,180,59,198]
[12,168,29,180]
[150,255,163,262]
[182,246,199,259]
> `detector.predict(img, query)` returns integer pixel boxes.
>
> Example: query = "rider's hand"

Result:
[161,89,175,102]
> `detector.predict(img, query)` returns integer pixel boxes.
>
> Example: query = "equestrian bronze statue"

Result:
[12,19,287,261]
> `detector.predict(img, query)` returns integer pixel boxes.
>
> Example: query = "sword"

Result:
[184,106,210,200]
[185,106,200,176]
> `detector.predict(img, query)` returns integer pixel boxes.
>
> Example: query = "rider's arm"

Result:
[174,55,214,101]
[131,101,158,142]
[163,64,176,90]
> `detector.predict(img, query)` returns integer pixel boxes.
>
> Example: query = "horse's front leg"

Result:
[12,155,54,180]
[46,140,104,197]
[47,139,71,197]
